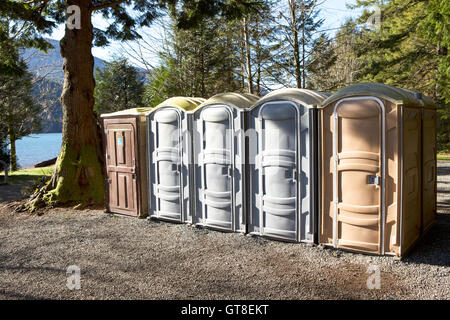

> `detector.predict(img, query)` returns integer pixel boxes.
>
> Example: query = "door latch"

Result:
[367,175,380,185]
[132,173,137,180]
[228,166,233,177]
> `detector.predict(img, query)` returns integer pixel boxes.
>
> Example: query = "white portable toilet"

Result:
[192,93,259,232]
[146,97,205,223]
[247,88,329,242]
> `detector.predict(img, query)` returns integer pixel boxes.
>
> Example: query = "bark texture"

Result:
[29,0,104,210]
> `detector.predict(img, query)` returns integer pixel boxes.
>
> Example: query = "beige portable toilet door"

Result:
[332,97,385,254]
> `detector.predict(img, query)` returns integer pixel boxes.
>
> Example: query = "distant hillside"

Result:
[22,38,106,82]
[21,38,107,133]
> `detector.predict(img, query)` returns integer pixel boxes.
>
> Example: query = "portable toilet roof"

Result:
[251,88,330,109]
[100,107,153,118]
[320,82,436,109]
[198,92,259,110]
[150,97,205,112]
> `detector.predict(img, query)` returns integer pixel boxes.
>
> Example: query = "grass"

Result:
[437,153,450,161]
[0,166,54,185]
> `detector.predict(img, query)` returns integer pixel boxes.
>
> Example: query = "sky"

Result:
[47,0,364,66]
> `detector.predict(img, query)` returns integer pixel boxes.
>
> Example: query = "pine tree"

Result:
[94,58,145,114]
[1,0,259,210]
[0,63,42,171]
[307,20,363,91]
[351,0,449,151]
[276,0,324,88]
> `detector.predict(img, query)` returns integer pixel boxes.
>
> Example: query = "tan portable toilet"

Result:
[318,83,436,257]
[101,107,153,217]
[192,93,259,232]
[146,97,205,223]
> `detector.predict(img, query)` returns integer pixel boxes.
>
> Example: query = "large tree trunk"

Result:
[36,0,104,209]
[8,132,17,171]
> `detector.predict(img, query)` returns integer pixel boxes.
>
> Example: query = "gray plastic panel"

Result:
[193,104,246,232]
[247,101,315,243]
[147,107,192,223]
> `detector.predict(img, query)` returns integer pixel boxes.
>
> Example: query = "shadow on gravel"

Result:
[437,163,450,177]
[401,214,450,267]
[0,289,44,300]
[0,184,27,202]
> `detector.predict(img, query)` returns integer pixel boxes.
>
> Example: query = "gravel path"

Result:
[0,163,448,300]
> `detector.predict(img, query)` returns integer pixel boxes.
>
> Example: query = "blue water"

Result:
[13,133,62,168]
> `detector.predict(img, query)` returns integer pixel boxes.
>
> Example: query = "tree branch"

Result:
[91,0,127,12]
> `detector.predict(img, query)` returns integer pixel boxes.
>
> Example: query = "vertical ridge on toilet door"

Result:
[258,102,298,241]
[152,108,183,221]
[200,106,234,230]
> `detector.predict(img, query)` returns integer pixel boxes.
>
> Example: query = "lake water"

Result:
[14,133,62,168]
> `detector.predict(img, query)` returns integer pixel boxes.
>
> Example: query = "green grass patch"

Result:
[437,153,450,161]
[1,166,54,185]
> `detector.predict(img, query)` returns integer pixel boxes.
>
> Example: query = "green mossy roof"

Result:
[152,97,206,111]
[100,107,154,118]
[198,92,260,110]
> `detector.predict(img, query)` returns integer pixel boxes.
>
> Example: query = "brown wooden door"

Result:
[333,98,384,254]
[104,118,139,216]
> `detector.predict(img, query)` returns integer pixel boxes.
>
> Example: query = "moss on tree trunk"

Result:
[29,1,105,211]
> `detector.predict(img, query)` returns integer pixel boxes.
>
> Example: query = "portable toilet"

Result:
[246,88,329,243]
[318,82,437,257]
[146,97,205,223]
[192,93,259,232]
[101,107,153,217]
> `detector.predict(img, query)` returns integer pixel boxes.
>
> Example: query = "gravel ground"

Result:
[0,163,448,300]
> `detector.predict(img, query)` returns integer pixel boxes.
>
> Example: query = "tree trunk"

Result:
[8,132,17,171]
[255,17,261,95]
[302,25,306,88]
[289,1,301,88]
[243,17,254,94]
[38,0,104,208]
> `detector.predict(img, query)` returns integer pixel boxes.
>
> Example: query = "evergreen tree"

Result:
[307,20,362,91]
[351,0,449,151]
[0,0,259,210]
[94,59,145,114]
[145,13,241,103]
[0,63,42,171]
[276,0,324,88]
